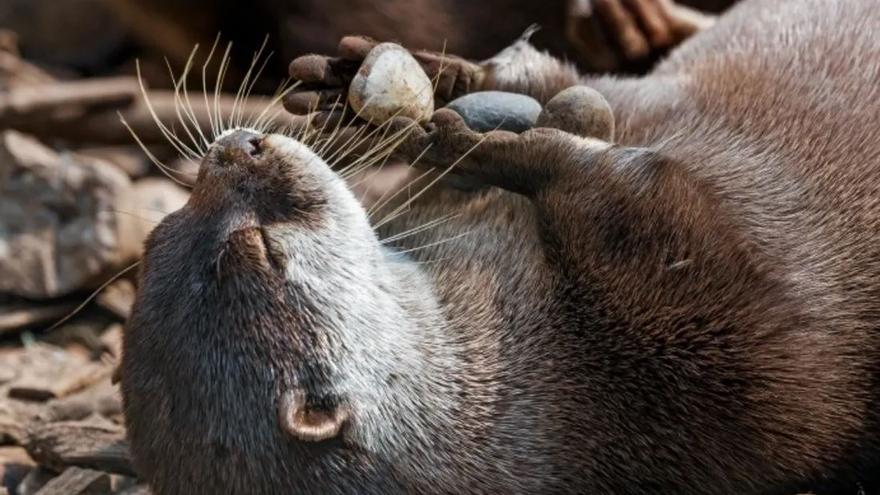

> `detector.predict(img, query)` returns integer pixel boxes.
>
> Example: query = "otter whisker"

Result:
[213,42,234,139]
[174,44,217,152]
[311,96,347,157]
[135,61,203,161]
[45,260,142,332]
[120,114,193,188]
[166,54,207,157]
[379,213,460,244]
[316,101,356,157]
[358,134,435,212]
[318,95,390,166]
[333,117,396,171]
[293,96,328,148]
[178,47,212,150]
[333,114,411,174]
[231,36,270,130]
[367,165,435,221]
[101,208,167,225]
[330,101,430,173]
[238,56,275,130]
[337,118,421,178]
[250,78,298,133]
[201,34,222,140]
[409,256,455,266]
[429,39,451,98]
[323,121,370,167]
[374,134,488,229]
[351,166,388,206]
[393,229,474,255]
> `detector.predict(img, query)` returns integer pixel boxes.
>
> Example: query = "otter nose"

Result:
[216,129,264,158]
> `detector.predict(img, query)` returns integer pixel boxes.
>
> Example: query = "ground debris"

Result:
[24,417,134,476]
[32,467,111,495]
[7,344,111,402]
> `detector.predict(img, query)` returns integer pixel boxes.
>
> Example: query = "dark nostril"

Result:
[248,137,263,157]
[217,130,265,160]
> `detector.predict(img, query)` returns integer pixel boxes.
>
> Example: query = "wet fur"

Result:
[123,0,880,494]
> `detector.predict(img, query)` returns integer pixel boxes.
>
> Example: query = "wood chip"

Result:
[0,77,138,123]
[24,418,134,476]
[99,325,123,359]
[14,467,55,495]
[37,377,121,423]
[8,344,111,401]
[33,467,111,495]
[9,91,308,145]
[0,395,39,444]
[0,304,76,336]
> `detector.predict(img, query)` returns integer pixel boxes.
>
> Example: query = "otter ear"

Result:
[536,85,614,142]
[278,390,349,442]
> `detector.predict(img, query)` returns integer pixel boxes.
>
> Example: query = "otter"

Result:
[121,0,880,494]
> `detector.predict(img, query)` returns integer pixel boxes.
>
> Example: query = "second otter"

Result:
[121,0,880,493]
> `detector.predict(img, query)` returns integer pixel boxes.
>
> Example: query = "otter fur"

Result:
[121,0,880,493]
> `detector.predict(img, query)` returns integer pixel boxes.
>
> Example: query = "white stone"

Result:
[348,43,434,124]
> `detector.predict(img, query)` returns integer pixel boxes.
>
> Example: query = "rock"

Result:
[536,86,615,141]
[348,43,434,124]
[445,91,541,133]
[0,131,131,299]
[74,147,149,179]
[0,130,189,300]
[117,178,189,257]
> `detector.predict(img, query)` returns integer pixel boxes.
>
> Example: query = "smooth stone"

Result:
[537,86,615,141]
[348,43,434,124]
[445,91,541,133]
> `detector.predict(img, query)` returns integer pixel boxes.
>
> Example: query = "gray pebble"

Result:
[445,91,542,133]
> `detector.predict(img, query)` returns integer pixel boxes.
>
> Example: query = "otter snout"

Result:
[214,129,265,164]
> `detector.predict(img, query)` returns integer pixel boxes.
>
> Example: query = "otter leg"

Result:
[393,109,599,197]
[566,0,717,72]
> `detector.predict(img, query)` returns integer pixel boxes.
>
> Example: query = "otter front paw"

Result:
[285,35,486,119]
[567,0,715,72]
[391,109,580,195]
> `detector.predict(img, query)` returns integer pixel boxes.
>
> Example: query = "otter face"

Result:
[123,129,445,494]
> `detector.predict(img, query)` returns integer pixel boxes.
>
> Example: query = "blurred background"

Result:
[0,1,734,493]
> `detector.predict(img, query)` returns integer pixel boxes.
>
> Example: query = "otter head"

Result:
[121,129,453,494]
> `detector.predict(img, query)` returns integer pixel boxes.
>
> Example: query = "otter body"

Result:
[122,0,880,493]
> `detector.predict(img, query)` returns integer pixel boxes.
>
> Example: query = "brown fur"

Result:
[122,0,879,494]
